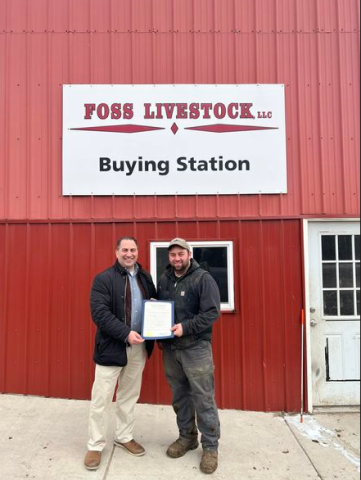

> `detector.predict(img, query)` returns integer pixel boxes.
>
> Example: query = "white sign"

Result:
[62,85,287,196]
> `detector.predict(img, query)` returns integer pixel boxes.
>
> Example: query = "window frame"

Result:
[320,233,361,320]
[150,240,235,312]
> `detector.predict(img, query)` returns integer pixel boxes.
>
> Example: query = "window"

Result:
[321,234,360,319]
[150,241,235,312]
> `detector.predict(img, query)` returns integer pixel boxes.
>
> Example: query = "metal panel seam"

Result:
[24,224,31,393]
[259,221,269,410]
[280,219,290,411]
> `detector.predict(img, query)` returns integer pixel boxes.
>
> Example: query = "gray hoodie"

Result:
[158,259,221,349]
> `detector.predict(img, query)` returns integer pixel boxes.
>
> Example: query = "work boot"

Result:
[200,450,219,475]
[167,437,199,459]
[114,439,146,457]
[84,451,102,471]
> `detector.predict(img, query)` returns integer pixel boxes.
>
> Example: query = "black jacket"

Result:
[90,261,156,367]
[158,260,221,349]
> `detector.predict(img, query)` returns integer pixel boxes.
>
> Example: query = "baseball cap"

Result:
[168,238,191,251]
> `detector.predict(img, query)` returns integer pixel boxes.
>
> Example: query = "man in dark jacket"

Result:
[84,237,156,471]
[158,238,221,475]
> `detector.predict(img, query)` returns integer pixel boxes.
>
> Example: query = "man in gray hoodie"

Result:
[158,238,221,475]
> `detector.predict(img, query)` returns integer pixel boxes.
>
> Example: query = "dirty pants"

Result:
[163,341,221,451]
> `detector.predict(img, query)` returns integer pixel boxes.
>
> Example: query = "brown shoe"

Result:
[114,439,146,457]
[200,450,219,475]
[167,437,199,459]
[84,451,102,471]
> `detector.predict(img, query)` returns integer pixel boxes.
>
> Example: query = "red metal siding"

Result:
[0,0,358,412]
[0,0,359,221]
[0,220,304,412]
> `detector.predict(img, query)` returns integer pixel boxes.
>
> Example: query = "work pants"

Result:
[163,341,221,452]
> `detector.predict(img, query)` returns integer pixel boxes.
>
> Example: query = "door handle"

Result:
[310,319,318,327]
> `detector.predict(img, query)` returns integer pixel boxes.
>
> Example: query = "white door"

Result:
[309,221,360,407]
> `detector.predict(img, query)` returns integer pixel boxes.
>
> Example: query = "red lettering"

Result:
[240,103,255,119]
[123,103,134,120]
[142,102,257,121]
[162,104,176,119]
[111,103,122,120]
[84,103,96,120]
[144,103,155,119]
[156,104,164,119]
[201,103,213,119]
[228,103,238,120]
[190,103,200,120]
[214,103,226,120]
[97,103,110,120]
[176,103,188,119]
[258,111,272,119]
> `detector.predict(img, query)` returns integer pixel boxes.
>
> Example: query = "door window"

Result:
[321,234,360,319]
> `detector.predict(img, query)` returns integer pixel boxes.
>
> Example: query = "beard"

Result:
[173,259,191,275]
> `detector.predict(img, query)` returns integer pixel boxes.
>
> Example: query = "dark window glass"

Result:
[338,235,353,261]
[357,263,360,289]
[339,264,354,288]
[355,236,360,261]
[322,236,336,261]
[357,291,360,316]
[156,248,170,284]
[323,264,337,288]
[340,291,355,316]
[193,247,228,303]
[324,291,338,316]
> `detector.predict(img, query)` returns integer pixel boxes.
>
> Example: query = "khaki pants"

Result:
[87,344,147,452]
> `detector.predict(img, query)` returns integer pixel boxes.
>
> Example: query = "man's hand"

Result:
[127,331,145,345]
[171,324,184,338]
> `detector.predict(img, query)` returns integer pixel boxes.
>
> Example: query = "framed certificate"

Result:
[142,300,175,340]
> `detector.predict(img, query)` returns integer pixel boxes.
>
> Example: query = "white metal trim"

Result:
[150,241,235,312]
[307,218,360,223]
[303,218,360,412]
[150,242,169,285]
[319,231,360,320]
[303,219,314,413]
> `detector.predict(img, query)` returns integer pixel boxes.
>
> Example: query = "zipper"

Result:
[174,273,186,289]
[169,262,194,292]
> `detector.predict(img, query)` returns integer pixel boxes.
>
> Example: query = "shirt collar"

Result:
[126,263,139,277]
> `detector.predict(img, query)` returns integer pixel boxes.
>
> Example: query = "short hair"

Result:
[117,237,139,250]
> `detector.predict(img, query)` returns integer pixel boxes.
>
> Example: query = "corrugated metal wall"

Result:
[0,0,360,221]
[0,220,303,412]
[0,0,359,411]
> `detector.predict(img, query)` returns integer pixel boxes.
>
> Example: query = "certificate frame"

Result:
[141,300,175,341]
